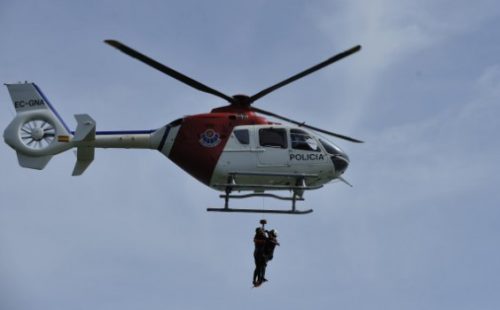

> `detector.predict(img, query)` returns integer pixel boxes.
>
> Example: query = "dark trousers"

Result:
[253,251,267,283]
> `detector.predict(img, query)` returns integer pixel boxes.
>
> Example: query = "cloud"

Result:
[348,61,500,210]
[311,0,500,131]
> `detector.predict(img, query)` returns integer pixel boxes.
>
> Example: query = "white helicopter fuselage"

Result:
[209,124,344,191]
[4,83,351,214]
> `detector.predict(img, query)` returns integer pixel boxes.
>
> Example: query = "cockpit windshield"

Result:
[319,138,348,160]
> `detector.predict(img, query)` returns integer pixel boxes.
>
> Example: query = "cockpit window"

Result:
[291,129,319,152]
[259,128,287,148]
[319,138,346,158]
[234,129,249,144]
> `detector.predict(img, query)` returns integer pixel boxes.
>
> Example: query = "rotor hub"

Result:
[231,94,251,107]
[31,127,44,140]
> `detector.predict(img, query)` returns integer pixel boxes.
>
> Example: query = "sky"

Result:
[1,0,499,309]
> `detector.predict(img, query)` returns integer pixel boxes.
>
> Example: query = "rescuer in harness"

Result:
[252,219,280,287]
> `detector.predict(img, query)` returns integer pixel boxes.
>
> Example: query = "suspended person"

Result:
[253,227,267,286]
[264,229,280,263]
[258,229,279,284]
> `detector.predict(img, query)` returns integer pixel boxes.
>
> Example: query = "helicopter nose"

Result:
[331,155,349,175]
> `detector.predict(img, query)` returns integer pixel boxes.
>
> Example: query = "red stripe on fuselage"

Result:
[168,111,268,185]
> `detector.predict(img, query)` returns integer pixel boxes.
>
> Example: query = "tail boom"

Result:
[4,82,162,174]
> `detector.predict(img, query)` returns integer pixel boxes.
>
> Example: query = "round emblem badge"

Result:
[199,129,221,148]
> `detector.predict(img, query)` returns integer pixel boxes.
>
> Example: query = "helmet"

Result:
[270,229,278,237]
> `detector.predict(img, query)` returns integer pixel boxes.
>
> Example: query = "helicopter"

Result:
[3,40,362,214]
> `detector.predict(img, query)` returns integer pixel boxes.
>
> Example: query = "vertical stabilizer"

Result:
[3,83,73,169]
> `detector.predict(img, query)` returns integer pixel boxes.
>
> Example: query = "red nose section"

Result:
[168,112,267,185]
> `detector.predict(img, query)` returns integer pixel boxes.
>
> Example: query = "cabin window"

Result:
[291,129,319,151]
[234,129,249,144]
[259,128,287,148]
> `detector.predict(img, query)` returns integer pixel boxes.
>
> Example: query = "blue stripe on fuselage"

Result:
[69,130,155,135]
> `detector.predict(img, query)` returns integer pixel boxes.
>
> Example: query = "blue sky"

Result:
[1,1,499,309]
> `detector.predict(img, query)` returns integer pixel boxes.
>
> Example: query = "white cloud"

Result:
[350,62,500,209]
[313,0,500,131]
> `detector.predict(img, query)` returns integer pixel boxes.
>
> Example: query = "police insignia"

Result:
[199,129,221,148]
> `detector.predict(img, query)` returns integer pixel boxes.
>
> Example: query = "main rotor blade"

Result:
[249,45,361,104]
[105,40,235,103]
[251,107,363,143]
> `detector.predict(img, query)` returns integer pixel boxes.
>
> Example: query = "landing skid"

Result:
[207,172,320,215]
[207,207,313,215]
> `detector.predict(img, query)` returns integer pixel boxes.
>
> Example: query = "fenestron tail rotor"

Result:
[105,39,363,143]
[20,119,56,150]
